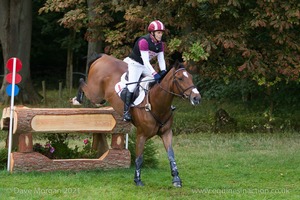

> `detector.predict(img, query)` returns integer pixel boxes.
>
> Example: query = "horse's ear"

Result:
[173,60,185,70]
[169,51,184,68]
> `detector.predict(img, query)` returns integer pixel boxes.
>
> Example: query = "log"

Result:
[11,149,131,172]
[1,106,131,135]
[1,106,132,173]
[18,133,33,153]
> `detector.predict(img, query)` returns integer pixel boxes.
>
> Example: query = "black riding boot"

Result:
[123,91,133,121]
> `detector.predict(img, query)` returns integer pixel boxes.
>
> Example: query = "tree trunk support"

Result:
[1,106,131,173]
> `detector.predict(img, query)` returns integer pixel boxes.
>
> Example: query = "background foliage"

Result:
[36,0,300,82]
[32,0,299,112]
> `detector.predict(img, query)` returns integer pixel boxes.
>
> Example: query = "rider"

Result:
[123,20,167,122]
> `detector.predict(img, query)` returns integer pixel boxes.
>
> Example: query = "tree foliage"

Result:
[39,0,299,88]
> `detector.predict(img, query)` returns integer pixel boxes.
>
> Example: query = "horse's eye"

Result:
[178,77,183,81]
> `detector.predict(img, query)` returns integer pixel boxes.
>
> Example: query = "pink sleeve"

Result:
[138,39,149,51]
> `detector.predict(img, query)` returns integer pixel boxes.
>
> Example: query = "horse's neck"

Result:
[149,79,174,112]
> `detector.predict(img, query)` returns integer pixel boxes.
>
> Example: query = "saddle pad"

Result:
[115,73,152,106]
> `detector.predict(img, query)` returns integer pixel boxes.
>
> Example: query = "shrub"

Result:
[0,148,8,170]
[128,129,159,168]
[33,133,97,159]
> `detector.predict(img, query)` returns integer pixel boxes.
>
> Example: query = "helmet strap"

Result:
[150,32,159,43]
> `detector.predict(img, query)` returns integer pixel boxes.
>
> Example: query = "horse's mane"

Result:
[168,60,185,72]
[174,60,185,70]
[158,60,185,82]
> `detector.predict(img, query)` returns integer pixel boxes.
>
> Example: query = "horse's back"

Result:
[86,54,127,113]
[89,54,127,78]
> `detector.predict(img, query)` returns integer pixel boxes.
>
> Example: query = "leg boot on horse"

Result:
[134,155,144,186]
[123,89,133,121]
[170,161,182,187]
[167,147,182,187]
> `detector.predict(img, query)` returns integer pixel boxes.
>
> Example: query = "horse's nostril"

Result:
[194,96,201,104]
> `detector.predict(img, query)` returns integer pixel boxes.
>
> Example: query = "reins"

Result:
[159,68,197,99]
[139,67,196,130]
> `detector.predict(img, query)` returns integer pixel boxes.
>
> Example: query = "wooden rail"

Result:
[1,106,131,172]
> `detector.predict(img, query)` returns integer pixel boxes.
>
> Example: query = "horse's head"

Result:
[162,61,201,105]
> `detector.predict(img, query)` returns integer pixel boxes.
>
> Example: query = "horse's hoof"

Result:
[172,181,182,188]
[70,97,81,105]
[134,180,144,186]
[172,176,182,187]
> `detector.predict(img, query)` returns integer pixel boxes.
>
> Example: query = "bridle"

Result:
[145,67,197,129]
[159,68,197,99]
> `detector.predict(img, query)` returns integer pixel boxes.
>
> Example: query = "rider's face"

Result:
[154,31,164,42]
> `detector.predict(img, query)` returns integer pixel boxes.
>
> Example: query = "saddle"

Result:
[114,72,155,107]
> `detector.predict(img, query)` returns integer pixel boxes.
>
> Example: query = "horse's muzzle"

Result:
[189,88,201,105]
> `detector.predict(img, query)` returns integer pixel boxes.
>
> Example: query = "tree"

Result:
[0,0,41,104]
[39,0,114,71]
[39,0,97,92]
[37,0,300,98]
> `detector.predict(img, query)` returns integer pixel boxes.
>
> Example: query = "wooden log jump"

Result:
[1,106,131,173]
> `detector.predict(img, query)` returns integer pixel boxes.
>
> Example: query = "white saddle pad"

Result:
[114,73,152,106]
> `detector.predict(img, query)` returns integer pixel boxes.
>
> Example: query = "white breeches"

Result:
[123,57,153,92]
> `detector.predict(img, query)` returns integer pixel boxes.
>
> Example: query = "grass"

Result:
[0,89,299,199]
[0,132,299,200]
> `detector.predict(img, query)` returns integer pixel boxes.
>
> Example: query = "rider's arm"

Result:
[140,51,157,75]
[157,51,166,71]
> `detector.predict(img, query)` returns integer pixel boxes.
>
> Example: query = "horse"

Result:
[73,54,201,187]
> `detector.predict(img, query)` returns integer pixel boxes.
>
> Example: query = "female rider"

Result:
[123,20,167,121]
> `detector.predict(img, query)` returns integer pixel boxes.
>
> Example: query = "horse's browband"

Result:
[174,68,185,74]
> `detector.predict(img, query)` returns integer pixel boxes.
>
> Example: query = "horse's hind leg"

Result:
[76,78,85,103]
[161,131,182,187]
[71,78,85,105]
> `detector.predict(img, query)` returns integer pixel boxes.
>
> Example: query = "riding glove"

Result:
[160,70,167,77]
[154,73,161,81]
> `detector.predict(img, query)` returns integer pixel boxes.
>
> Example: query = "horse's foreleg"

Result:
[161,131,182,187]
[134,135,146,186]
[134,155,144,186]
[167,146,182,187]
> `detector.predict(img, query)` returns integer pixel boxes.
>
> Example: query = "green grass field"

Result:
[0,91,299,199]
[0,132,299,200]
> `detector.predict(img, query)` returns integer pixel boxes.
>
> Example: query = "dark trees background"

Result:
[0,0,299,113]
[0,0,41,104]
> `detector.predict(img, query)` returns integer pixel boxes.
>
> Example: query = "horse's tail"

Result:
[88,53,103,68]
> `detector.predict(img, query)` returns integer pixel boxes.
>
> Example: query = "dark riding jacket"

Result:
[129,34,164,65]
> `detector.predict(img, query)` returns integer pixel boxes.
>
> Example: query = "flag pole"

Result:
[7,58,17,172]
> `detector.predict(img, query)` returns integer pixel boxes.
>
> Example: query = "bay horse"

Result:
[74,54,201,187]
